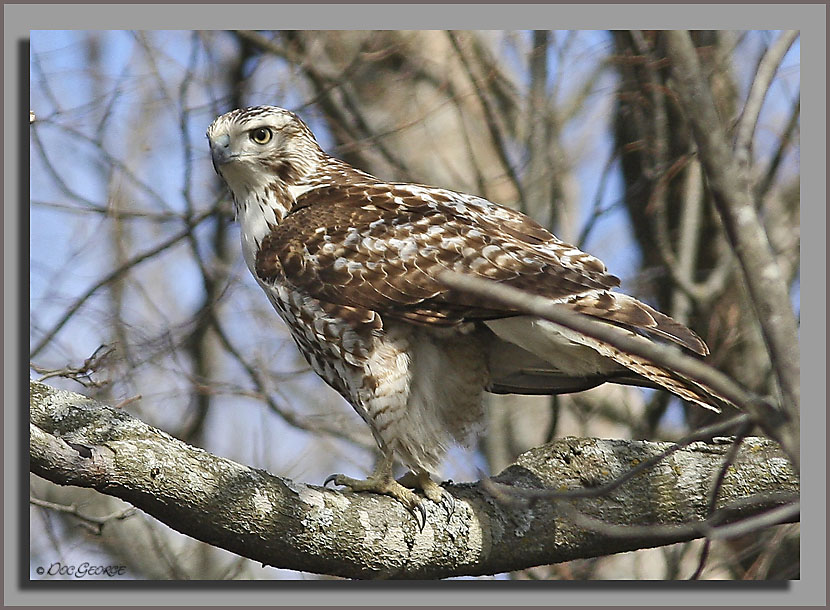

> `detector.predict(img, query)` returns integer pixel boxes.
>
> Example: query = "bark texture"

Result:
[29,380,798,579]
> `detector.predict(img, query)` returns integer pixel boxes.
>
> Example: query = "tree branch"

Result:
[663,31,800,466]
[734,30,799,165]
[439,270,799,482]
[29,206,219,359]
[30,380,797,580]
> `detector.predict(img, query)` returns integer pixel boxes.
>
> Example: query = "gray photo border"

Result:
[7,3,824,606]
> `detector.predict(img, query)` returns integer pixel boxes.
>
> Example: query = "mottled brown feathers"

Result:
[254,172,708,355]
[255,178,627,328]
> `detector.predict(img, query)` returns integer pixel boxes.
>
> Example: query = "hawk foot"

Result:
[397,471,455,517]
[324,472,428,530]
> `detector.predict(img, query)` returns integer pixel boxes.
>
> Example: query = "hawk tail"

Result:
[485,315,729,412]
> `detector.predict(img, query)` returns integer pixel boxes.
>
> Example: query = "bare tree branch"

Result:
[734,30,799,165]
[209,314,375,451]
[447,31,525,209]
[30,380,797,580]
[236,30,417,181]
[524,30,552,224]
[756,94,800,201]
[670,154,704,323]
[30,207,218,359]
[663,32,799,460]
[30,496,137,536]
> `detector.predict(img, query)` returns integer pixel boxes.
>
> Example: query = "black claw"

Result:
[324,474,339,488]
[440,489,456,518]
[412,502,427,532]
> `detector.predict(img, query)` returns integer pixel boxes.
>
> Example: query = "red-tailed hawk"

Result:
[207,105,723,524]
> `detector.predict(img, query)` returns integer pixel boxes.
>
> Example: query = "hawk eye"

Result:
[249,127,273,145]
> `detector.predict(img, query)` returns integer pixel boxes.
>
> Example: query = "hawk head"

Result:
[207,105,324,199]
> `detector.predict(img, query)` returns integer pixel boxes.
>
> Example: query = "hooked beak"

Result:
[209,133,236,166]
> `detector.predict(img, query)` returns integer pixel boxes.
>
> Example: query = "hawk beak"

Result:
[210,133,235,166]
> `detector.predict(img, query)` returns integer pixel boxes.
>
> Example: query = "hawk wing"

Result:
[255,181,707,355]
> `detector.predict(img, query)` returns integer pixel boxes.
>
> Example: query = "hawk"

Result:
[207,105,724,522]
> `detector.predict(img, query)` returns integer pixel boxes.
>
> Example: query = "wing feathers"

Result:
[255,179,709,370]
[256,181,622,326]
[565,292,709,356]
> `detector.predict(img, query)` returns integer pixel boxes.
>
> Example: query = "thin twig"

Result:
[690,419,752,579]
[741,524,796,579]
[734,30,799,168]
[209,312,375,452]
[443,273,768,413]
[30,344,115,388]
[483,412,753,503]
[576,151,622,249]
[30,496,136,535]
[34,120,176,214]
[558,494,798,543]
[30,199,184,222]
[30,207,218,359]
[755,94,800,201]
[447,31,525,210]
[112,394,142,409]
[703,501,799,540]
[239,30,415,180]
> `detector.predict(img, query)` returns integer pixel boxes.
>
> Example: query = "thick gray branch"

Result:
[30,380,798,580]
